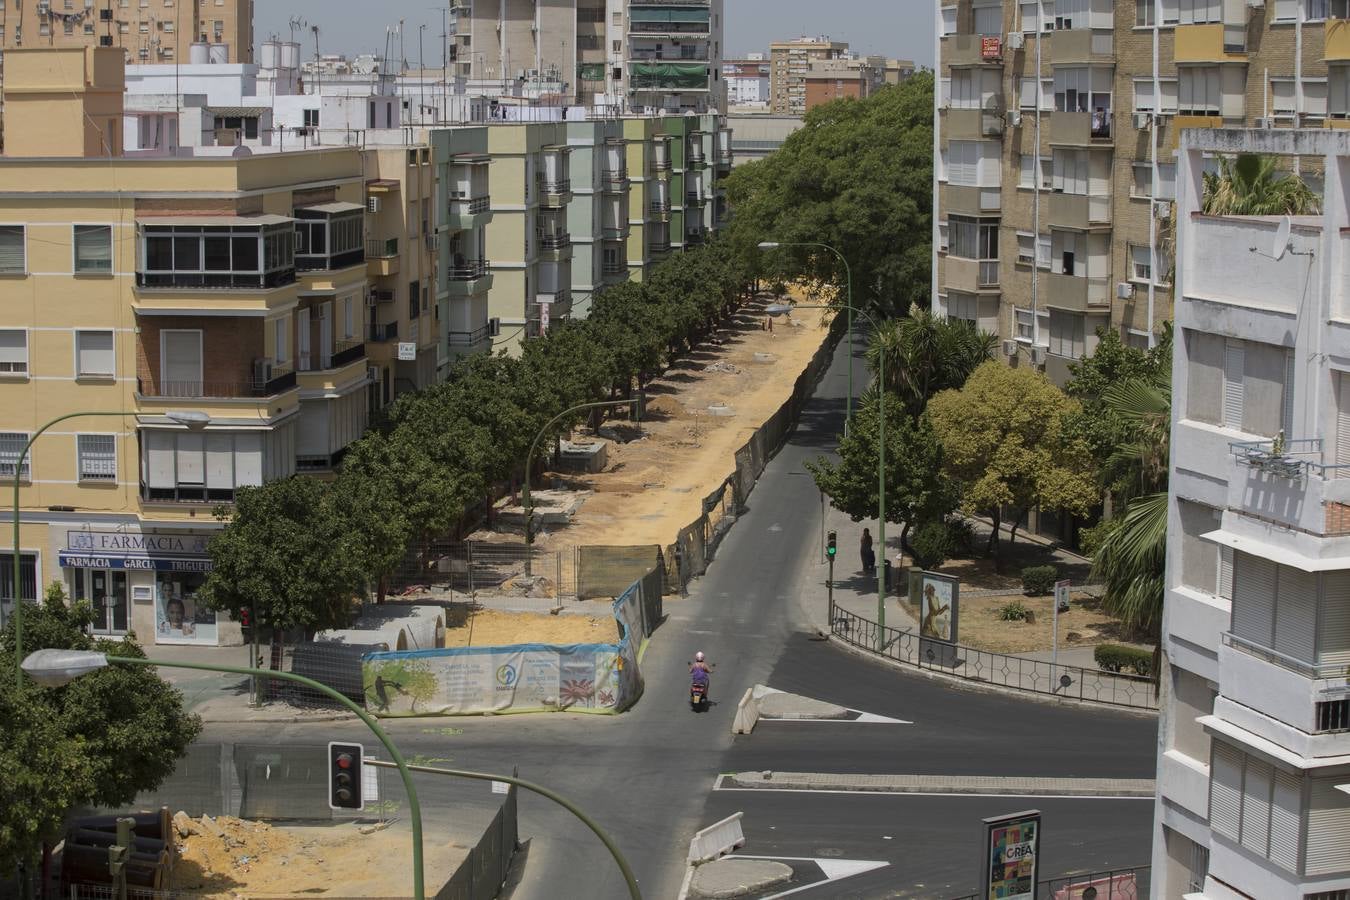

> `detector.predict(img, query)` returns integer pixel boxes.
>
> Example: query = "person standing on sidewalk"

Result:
[860,527,875,575]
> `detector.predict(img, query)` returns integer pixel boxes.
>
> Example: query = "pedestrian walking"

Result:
[860,527,875,574]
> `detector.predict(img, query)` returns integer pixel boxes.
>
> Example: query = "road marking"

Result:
[756,685,912,724]
[712,773,1155,799]
[727,855,889,899]
[711,785,1154,800]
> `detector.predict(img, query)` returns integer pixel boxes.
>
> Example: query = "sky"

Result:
[253,1,933,70]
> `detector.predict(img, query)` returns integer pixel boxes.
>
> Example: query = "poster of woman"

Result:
[154,573,217,645]
[920,572,959,644]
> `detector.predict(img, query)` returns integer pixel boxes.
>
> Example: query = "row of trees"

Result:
[199,241,753,650]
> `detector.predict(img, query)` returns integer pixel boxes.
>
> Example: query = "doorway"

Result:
[73,569,128,635]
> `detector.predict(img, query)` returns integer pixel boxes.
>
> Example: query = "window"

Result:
[1308,0,1330,19]
[951,69,998,110]
[0,552,37,603]
[1020,0,1053,31]
[141,429,265,503]
[0,433,31,480]
[0,225,25,273]
[78,434,117,481]
[1130,244,1153,283]
[1016,231,1036,264]
[1037,233,1052,268]
[1019,154,1053,189]
[1048,309,1085,359]
[1054,66,1113,114]
[938,221,950,253]
[294,208,363,271]
[139,222,294,289]
[1136,1,1155,25]
[947,292,978,326]
[1014,308,1036,342]
[1179,66,1221,114]
[948,140,1001,187]
[1186,332,1293,437]
[73,224,113,273]
[1178,0,1221,24]
[1209,741,1304,873]
[273,318,287,365]
[303,108,320,128]
[76,330,115,377]
[973,0,1003,35]
[948,216,999,261]
[1330,66,1350,118]
[1134,77,1179,114]
[409,280,420,319]
[941,4,958,35]
[0,330,28,375]
[1052,149,1090,194]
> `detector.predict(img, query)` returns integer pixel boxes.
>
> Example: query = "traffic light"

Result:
[239,607,250,628]
[328,742,363,810]
[826,531,837,558]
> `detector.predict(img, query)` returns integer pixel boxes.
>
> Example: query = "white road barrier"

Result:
[687,811,746,864]
[731,687,760,734]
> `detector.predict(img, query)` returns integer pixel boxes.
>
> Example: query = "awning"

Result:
[298,201,366,215]
[137,214,294,227]
[1199,714,1350,770]
[1200,529,1350,573]
[206,106,270,117]
[366,178,400,192]
[58,552,213,573]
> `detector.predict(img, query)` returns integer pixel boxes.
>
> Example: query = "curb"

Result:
[721,774,1155,799]
[824,634,1159,719]
[195,707,358,725]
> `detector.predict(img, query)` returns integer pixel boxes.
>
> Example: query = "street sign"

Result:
[982,810,1041,900]
[1054,579,1071,613]
[397,341,417,361]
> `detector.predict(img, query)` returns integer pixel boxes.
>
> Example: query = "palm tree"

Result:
[1202,153,1321,216]
[1090,363,1171,643]
[866,304,997,417]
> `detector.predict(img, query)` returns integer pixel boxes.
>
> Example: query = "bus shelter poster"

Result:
[983,810,1040,900]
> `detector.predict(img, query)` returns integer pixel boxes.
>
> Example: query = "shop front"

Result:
[57,529,240,647]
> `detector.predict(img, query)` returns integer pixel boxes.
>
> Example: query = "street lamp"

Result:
[765,302,889,648]
[756,241,856,427]
[10,409,210,689]
[22,648,430,900]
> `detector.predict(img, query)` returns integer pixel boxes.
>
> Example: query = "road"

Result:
[203,332,1158,899]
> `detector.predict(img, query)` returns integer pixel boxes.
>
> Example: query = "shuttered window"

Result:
[1224,339,1246,428]
[0,226,24,273]
[0,330,28,375]
[1275,566,1318,663]
[1320,571,1350,665]
[1232,552,1277,646]
[1269,769,1302,872]
[1307,776,1350,874]
[76,330,115,377]
[1187,330,1225,426]
[1336,372,1350,474]
[1218,546,1234,600]
[1210,742,1244,841]
[1240,758,1273,855]
[73,225,113,273]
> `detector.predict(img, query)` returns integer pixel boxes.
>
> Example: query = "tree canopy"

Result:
[722,76,934,318]
[1202,153,1321,216]
[927,361,1098,556]
[866,304,996,417]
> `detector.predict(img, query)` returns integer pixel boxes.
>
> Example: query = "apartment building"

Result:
[769,36,848,115]
[450,0,725,113]
[1155,127,1350,900]
[723,57,771,109]
[432,127,496,361]
[0,47,371,647]
[0,0,252,64]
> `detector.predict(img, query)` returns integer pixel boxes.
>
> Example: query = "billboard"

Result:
[920,571,959,644]
[983,810,1041,900]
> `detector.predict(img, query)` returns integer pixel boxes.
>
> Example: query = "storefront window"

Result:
[155,572,216,644]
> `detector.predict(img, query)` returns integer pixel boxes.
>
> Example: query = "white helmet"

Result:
[695,651,705,662]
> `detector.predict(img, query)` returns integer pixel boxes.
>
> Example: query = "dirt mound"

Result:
[443,609,618,648]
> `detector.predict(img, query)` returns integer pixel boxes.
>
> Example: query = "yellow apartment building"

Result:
[1,47,371,647]
[0,0,253,64]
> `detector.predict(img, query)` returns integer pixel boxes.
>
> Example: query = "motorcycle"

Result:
[689,662,713,711]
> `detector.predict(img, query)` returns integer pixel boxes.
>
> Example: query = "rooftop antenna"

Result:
[311,25,322,98]
[288,17,306,44]
[1250,215,1313,260]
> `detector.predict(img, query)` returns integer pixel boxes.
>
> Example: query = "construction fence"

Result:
[389,540,578,604]
[667,317,843,591]
[437,779,519,900]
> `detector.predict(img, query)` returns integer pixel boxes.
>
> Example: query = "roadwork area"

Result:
[170,815,464,897]
[497,296,831,552]
[442,607,617,647]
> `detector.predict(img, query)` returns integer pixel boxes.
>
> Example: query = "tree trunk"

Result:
[1007,507,1026,551]
[376,575,387,605]
[41,842,52,900]
[986,509,1001,557]
[268,627,284,701]
[898,521,912,557]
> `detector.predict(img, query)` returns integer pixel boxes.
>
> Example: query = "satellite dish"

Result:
[1273,215,1292,261]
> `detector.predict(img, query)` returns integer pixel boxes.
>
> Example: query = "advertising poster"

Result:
[154,573,218,645]
[920,572,959,644]
[983,810,1041,900]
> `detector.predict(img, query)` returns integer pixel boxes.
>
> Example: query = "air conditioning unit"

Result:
[488,317,501,337]
[1007,31,1025,50]
[1133,112,1152,130]
[1255,116,1274,129]
[1001,339,1018,357]
[253,358,274,385]
[1154,200,1172,220]
[367,196,381,213]
[1007,109,1023,127]
[1030,347,1047,365]
[1117,281,1136,300]
[36,1,49,15]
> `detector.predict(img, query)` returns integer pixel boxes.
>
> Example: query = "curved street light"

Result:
[764,302,890,647]
[10,409,210,689]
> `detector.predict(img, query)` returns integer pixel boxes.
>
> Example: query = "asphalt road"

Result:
[202,332,1159,900]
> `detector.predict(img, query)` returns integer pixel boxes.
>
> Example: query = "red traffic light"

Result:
[335,754,353,770]
[328,742,364,811]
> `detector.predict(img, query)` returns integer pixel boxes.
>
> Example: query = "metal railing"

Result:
[368,321,399,342]
[537,231,572,250]
[831,602,1158,710]
[330,338,366,368]
[1227,437,1350,479]
[949,865,1149,900]
[366,237,398,259]
[1222,631,1350,680]
[137,367,297,400]
[448,324,491,346]
[449,195,491,214]
[136,268,296,290]
[447,259,490,280]
[540,178,572,194]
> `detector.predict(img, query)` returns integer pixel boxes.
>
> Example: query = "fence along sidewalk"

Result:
[830,603,1158,711]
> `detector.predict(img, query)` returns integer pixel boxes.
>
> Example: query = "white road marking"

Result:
[711,783,1153,801]
[756,685,912,724]
[726,855,889,899]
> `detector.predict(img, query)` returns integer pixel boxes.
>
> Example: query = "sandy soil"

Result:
[518,294,832,550]
[903,591,1142,655]
[170,815,465,898]
[442,607,618,647]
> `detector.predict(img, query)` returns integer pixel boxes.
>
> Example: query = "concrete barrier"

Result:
[731,687,759,735]
[687,812,746,864]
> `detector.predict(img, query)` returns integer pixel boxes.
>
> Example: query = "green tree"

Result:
[866,304,997,417]
[200,477,366,657]
[724,77,934,318]
[1202,153,1321,216]
[0,585,201,881]
[333,465,413,603]
[805,392,958,549]
[927,362,1098,559]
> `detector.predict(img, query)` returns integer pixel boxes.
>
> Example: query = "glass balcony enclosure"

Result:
[138,216,296,289]
[295,202,366,272]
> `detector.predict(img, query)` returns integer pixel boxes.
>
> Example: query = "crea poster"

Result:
[983,811,1040,900]
[920,571,959,644]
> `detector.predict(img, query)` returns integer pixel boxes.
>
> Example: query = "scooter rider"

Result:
[690,651,711,679]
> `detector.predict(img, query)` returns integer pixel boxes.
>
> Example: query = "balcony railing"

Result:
[1223,631,1350,680]
[1229,437,1339,480]
[330,338,366,368]
[368,322,399,342]
[297,247,365,272]
[366,237,399,259]
[141,482,238,505]
[447,259,490,280]
[603,262,628,275]
[649,201,671,214]
[540,179,571,194]
[649,238,672,254]
[630,22,710,35]
[136,268,296,290]
[449,196,491,214]
[537,232,571,250]
[602,226,626,239]
[448,324,492,347]
[602,171,630,189]
[137,366,297,400]
[652,156,672,173]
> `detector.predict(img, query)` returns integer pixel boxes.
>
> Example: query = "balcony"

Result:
[330,338,367,369]
[649,237,672,257]
[652,144,673,173]
[1049,27,1115,64]
[446,194,493,230]
[944,106,1005,141]
[1048,191,1111,229]
[1050,110,1113,145]
[1046,271,1110,310]
[368,322,399,343]
[603,260,629,279]
[942,256,1000,293]
[365,237,400,277]
[1328,19,1350,62]
[649,200,672,221]
[1174,23,1247,62]
[687,147,708,169]
[298,342,368,392]
[943,34,1004,67]
[136,364,297,400]
[444,258,492,296]
[448,324,492,348]
[943,184,1001,216]
[686,190,708,207]
[537,231,573,260]
[538,179,572,208]
[601,223,629,240]
[602,170,630,193]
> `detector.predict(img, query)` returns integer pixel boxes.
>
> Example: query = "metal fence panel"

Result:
[576,545,662,600]
[948,866,1150,900]
[437,782,518,900]
[287,641,382,707]
[391,541,575,602]
[831,602,1158,711]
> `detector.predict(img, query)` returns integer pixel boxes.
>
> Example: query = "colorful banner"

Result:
[983,810,1041,900]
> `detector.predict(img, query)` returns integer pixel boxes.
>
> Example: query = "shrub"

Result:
[945,517,978,556]
[910,520,954,570]
[1094,643,1154,677]
[1021,565,1058,596]
[998,601,1031,622]
[1077,519,1117,558]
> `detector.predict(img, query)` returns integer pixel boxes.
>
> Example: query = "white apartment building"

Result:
[1156,127,1350,899]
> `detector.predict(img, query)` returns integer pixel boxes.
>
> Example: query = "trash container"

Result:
[883,559,893,595]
